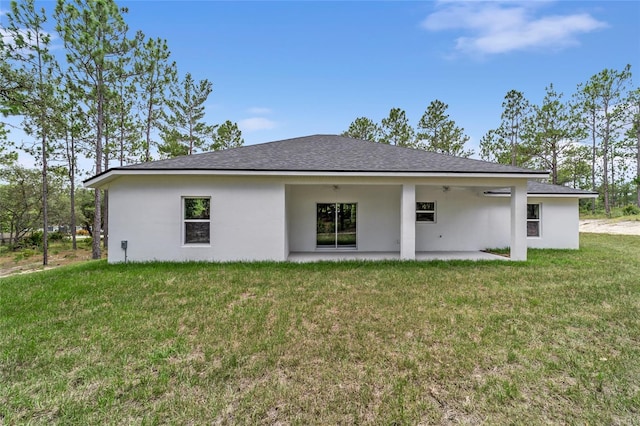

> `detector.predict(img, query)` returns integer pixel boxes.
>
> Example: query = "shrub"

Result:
[12,249,36,263]
[48,231,68,242]
[622,204,640,216]
[21,230,71,247]
[23,231,43,248]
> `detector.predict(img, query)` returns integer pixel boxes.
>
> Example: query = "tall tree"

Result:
[104,62,141,250]
[5,0,60,265]
[573,80,600,213]
[1,32,28,166]
[380,108,415,147]
[627,87,640,207]
[135,35,176,162]
[480,90,532,167]
[342,117,381,142]
[574,65,632,216]
[479,129,510,164]
[159,72,217,157]
[502,90,531,166]
[558,144,592,189]
[0,165,42,246]
[55,0,134,259]
[0,56,22,167]
[111,63,141,167]
[211,120,243,151]
[0,125,17,167]
[55,79,87,250]
[416,99,473,157]
[523,84,583,184]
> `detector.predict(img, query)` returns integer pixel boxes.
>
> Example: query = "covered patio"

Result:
[285,180,529,261]
[288,250,508,262]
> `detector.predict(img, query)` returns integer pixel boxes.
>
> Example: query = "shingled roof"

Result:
[485,181,598,197]
[103,134,547,175]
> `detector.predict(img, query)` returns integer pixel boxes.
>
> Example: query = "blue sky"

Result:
[3,0,640,164]
[119,0,638,153]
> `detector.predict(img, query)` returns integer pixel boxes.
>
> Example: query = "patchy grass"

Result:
[581,208,640,221]
[580,214,640,223]
[0,240,97,278]
[1,233,639,424]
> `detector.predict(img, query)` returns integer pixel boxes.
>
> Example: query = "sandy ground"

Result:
[579,219,640,236]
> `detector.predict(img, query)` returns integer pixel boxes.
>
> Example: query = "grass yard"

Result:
[1,233,639,424]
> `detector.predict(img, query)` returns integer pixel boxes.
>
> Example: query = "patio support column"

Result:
[510,182,527,261]
[400,184,416,260]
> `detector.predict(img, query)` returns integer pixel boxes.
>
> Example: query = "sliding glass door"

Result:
[316,203,357,248]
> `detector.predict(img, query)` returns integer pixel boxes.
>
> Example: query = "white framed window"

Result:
[183,197,211,244]
[527,203,541,237]
[416,201,436,223]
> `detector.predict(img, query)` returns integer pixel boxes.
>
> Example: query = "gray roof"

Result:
[103,134,547,176]
[486,180,598,196]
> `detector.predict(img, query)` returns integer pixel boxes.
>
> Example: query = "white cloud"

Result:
[247,107,272,115]
[422,1,606,56]
[238,117,277,132]
[1,27,58,50]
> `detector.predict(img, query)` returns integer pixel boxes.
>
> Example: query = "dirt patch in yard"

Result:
[0,246,97,278]
[579,219,640,236]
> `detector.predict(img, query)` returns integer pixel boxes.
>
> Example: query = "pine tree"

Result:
[160,73,217,157]
[342,117,381,142]
[480,90,532,167]
[380,108,415,147]
[135,35,177,162]
[55,0,134,259]
[5,0,60,265]
[626,87,640,207]
[574,65,632,216]
[416,100,473,157]
[55,78,87,250]
[211,120,243,150]
[522,84,584,184]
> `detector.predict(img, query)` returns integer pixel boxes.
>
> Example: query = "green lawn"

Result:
[1,233,639,424]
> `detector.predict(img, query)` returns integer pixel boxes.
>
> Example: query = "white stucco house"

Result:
[84,135,597,263]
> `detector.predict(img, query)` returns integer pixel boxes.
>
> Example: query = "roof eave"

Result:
[485,192,598,199]
[84,168,548,188]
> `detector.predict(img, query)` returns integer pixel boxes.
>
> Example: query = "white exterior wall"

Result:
[287,184,401,252]
[483,196,580,249]
[414,186,510,251]
[526,197,580,249]
[107,176,286,263]
[105,176,581,263]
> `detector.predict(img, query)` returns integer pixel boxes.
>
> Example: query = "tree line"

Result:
[0,0,243,264]
[343,66,639,216]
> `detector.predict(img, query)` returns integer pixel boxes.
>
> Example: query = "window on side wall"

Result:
[416,201,436,223]
[527,203,540,237]
[183,197,211,244]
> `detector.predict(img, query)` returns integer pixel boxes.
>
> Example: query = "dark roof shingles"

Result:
[117,134,547,175]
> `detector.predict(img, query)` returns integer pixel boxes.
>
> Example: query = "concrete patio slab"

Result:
[287,251,508,262]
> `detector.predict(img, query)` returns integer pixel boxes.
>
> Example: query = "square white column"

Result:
[401,184,416,260]
[510,182,528,261]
